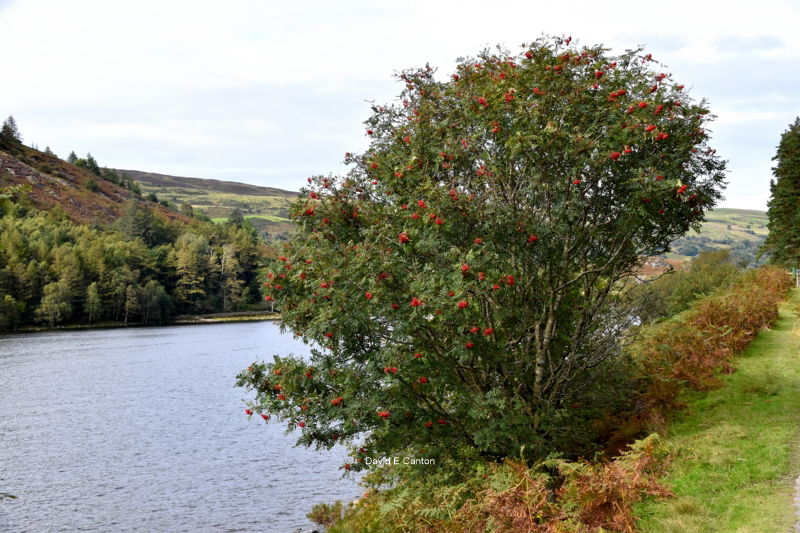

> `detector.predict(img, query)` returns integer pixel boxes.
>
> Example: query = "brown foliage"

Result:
[558,435,672,532]
[627,266,792,434]
[445,435,669,533]
[452,462,562,533]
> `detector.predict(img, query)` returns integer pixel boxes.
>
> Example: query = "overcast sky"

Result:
[2,0,799,210]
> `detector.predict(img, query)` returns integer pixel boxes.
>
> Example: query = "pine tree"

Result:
[67,151,79,164]
[84,153,100,175]
[0,116,21,144]
[763,117,800,266]
[227,208,245,228]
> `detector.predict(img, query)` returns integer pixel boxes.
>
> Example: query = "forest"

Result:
[0,190,268,330]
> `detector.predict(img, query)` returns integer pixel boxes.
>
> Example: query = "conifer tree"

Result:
[763,118,800,267]
[0,116,21,144]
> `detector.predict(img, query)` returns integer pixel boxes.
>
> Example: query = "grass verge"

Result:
[635,288,800,532]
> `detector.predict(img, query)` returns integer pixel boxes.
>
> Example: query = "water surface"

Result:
[0,322,361,532]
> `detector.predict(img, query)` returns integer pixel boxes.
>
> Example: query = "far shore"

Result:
[4,310,282,335]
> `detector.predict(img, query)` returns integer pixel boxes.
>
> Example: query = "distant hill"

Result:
[117,169,298,242]
[0,146,185,225]
[668,208,768,266]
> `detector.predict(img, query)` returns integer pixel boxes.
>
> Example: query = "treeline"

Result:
[0,193,267,330]
[66,151,141,195]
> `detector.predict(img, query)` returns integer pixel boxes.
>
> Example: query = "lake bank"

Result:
[4,310,281,335]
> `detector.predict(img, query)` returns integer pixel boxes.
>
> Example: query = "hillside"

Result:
[0,146,186,225]
[117,169,297,242]
[668,208,767,265]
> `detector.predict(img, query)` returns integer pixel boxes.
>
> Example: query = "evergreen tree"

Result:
[84,153,101,176]
[99,167,122,185]
[171,232,209,312]
[0,116,21,143]
[217,244,244,311]
[67,151,79,164]
[227,208,245,228]
[763,117,800,266]
[116,200,171,247]
[0,116,22,152]
[0,294,23,331]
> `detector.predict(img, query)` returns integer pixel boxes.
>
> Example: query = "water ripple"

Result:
[0,322,361,533]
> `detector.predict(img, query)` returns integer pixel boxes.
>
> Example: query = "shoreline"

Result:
[4,311,281,335]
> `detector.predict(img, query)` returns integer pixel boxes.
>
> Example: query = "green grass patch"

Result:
[211,214,290,224]
[635,288,800,532]
[245,214,290,222]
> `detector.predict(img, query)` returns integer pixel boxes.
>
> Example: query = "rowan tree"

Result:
[237,37,726,470]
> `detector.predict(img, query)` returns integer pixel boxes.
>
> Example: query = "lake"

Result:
[0,322,362,532]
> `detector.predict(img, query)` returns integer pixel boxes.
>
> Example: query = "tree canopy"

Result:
[238,37,726,471]
[0,193,266,329]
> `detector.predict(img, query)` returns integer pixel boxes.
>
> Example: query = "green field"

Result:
[116,169,297,242]
[635,289,800,532]
[210,214,290,224]
[668,208,768,265]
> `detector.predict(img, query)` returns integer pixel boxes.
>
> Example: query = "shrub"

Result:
[627,249,742,324]
[308,500,345,528]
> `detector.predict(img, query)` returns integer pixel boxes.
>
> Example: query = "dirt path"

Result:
[795,471,800,532]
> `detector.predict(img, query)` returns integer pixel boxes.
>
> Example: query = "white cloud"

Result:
[2,0,799,210]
